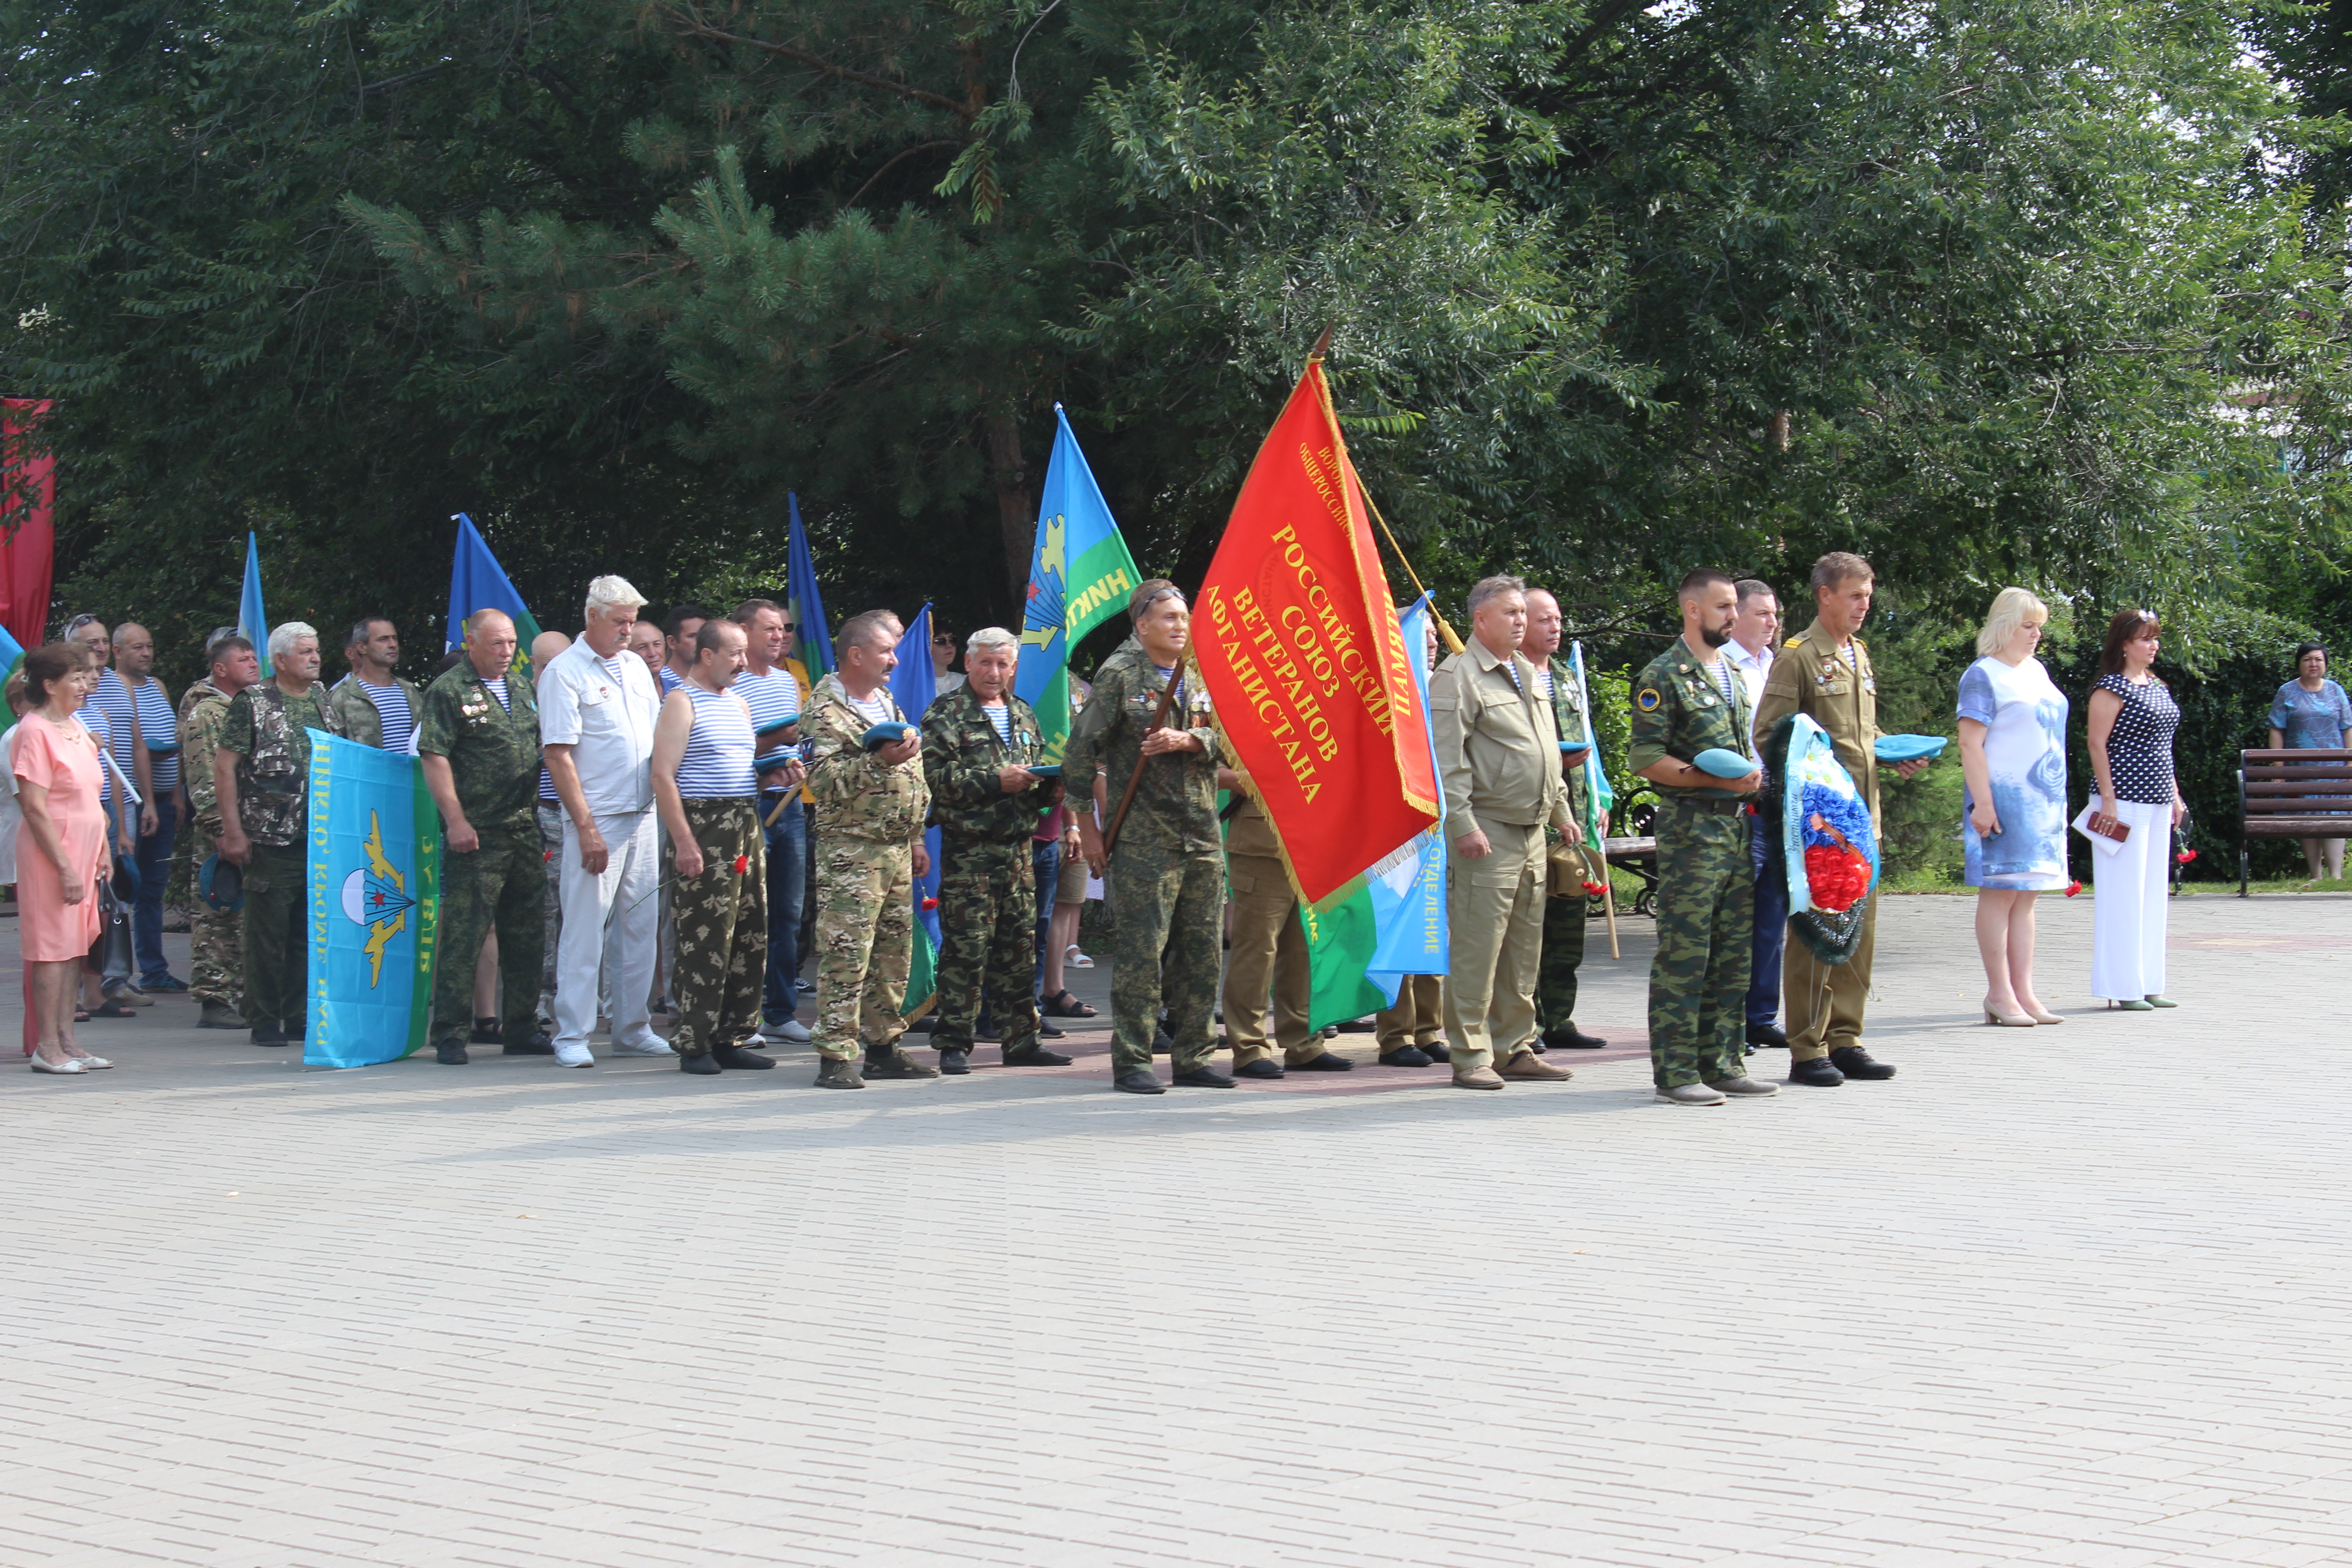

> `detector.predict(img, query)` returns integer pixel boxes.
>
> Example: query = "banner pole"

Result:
[1101,647,1188,859]
[1358,490,1464,656]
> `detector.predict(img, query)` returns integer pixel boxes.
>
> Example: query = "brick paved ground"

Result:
[5,891,2349,1567]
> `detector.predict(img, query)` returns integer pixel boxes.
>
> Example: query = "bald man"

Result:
[417,610,549,1064]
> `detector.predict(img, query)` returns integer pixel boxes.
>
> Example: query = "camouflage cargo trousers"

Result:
[433,820,544,1047]
[1536,889,1588,1034]
[1107,843,1222,1074]
[536,801,563,1028]
[241,840,308,1031]
[666,798,765,1058]
[932,833,1039,1055]
[188,811,243,1012]
[811,833,912,1061]
[1645,800,1754,1089]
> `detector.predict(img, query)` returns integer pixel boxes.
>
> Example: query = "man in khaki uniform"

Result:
[1429,576,1575,1091]
[1754,551,1931,1087]
[1220,785,1354,1078]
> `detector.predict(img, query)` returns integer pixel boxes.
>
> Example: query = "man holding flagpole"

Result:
[1522,588,1609,1052]
[1067,582,1230,1095]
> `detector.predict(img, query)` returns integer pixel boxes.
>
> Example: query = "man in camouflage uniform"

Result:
[1628,569,1779,1106]
[921,627,1068,1074]
[1067,580,1231,1095]
[214,623,347,1045]
[416,609,548,1066]
[180,631,258,1029]
[803,609,935,1088]
[1521,588,1611,1052]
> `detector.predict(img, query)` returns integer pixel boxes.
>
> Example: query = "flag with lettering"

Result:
[304,731,442,1068]
[890,606,942,1016]
[1191,352,1439,906]
[1015,407,1142,765]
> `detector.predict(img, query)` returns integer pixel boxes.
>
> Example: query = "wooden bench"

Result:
[2237,748,2352,895]
[1601,835,1659,917]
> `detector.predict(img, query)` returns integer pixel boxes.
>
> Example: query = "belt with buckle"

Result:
[1664,793,1748,815]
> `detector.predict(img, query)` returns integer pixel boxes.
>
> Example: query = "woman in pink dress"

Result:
[17,642,114,1074]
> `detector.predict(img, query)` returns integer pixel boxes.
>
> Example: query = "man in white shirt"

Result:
[540,575,671,1067]
[1724,579,1788,1051]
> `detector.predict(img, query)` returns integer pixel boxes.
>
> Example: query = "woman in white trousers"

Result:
[2084,608,2185,1010]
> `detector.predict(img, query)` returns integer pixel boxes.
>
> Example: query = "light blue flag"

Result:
[0,622,24,681]
[889,607,942,1009]
[786,494,835,680]
[1570,641,1614,818]
[304,730,442,1068]
[1015,407,1142,765]
[239,532,271,678]
[446,514,543,667]
[1365,595,1449,993]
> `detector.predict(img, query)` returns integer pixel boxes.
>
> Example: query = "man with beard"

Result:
[1628,569,1779,1106]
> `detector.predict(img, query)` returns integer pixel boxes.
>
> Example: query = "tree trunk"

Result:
[985,413,1032,619]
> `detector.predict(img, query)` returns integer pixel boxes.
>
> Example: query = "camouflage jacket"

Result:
[920,683,1055,843]
[804,673,931,843]
[1542,654,1593,820]
[1628,636,1756,804]
[219,681,347,845]
[416,663,541,830]
[177,678,235,823]
[1063,638,1220,858]
[326,673,423,750]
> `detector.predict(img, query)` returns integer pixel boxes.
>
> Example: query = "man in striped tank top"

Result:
[115,622,191,992]
[651,618,775,1074]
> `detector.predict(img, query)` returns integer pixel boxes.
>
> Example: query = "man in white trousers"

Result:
[540,575,671,1067]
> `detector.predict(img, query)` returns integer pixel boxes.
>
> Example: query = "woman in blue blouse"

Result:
[2268,642,2352,882]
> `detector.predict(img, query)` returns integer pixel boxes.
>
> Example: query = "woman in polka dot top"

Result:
[2084,608,2185,1009]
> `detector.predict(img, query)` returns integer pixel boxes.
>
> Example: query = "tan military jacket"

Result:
[177,678,234,824]
[1754,618,1884,813]
[803,673,931,844]
[1431,634,1569,839]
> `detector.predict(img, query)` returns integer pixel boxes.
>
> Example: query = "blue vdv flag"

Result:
[1365,595,1449,992]
[239,532,271,678]
[304,730,442,1068]
[1015,407,1142,765]
[889,606,942,1011]
[786,493,836,680]
[446,514,542,664]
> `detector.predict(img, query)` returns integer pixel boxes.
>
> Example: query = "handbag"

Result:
[87,862,134,984]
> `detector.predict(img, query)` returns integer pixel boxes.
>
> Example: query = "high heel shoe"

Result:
[2106,998,2155,1012]
[2022,1006,2065,1024]
[2143,995,2178,1009]
[1983,1000,2037,1027]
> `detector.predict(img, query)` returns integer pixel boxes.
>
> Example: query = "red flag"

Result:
[1193,354,1438,906]
[1,399,56,649]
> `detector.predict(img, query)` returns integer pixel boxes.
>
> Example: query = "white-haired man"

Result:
[920,626,1067,1073]
[540,576,671,1067]
[213,621,347,1046]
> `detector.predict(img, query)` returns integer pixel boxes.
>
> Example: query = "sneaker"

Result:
[765,1018,812,1044]
[1656,1083,1727,1106]
[814,1057,865,1089]
[1702,1075,1780,1097]
[862,1048,940,1080]
[111,985,155,1008]
[611,1039,676,1057]
[796,978,816,995]
[198,1000,248,1030]
[554,1043,595,1068]
[140,974,191,993]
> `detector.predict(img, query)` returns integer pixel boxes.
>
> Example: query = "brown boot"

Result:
[1499,1049,1571,1082]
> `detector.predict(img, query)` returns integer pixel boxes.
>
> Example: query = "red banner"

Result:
[1,399,56,650]
[1193,356,1438,906]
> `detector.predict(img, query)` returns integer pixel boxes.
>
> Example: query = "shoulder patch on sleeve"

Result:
[1782,635,1806,649]
[1636,687,1662,711]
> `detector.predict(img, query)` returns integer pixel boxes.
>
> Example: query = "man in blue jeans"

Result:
[1723,581,1787,1049]
[732,598,810,1042]
[112,622,189,991]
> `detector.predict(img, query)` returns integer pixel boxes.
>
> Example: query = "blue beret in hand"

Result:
[1873,734,1947,763]
[1690,747,1756,779]
[860,722,915,751]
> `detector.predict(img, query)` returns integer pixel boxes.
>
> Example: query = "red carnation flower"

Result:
[542,848,555,863]
[732,854,750,875]
[921,896,940,912]
[2176,849,2198,865]
[2064,880,2082,897]
[1803,843,1870,913]
[1579,879,1608,896]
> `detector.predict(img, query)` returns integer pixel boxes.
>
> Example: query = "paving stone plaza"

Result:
[5,891,2348,1568]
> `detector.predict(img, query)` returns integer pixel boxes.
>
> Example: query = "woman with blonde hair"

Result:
[1956,587,2070,1024]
